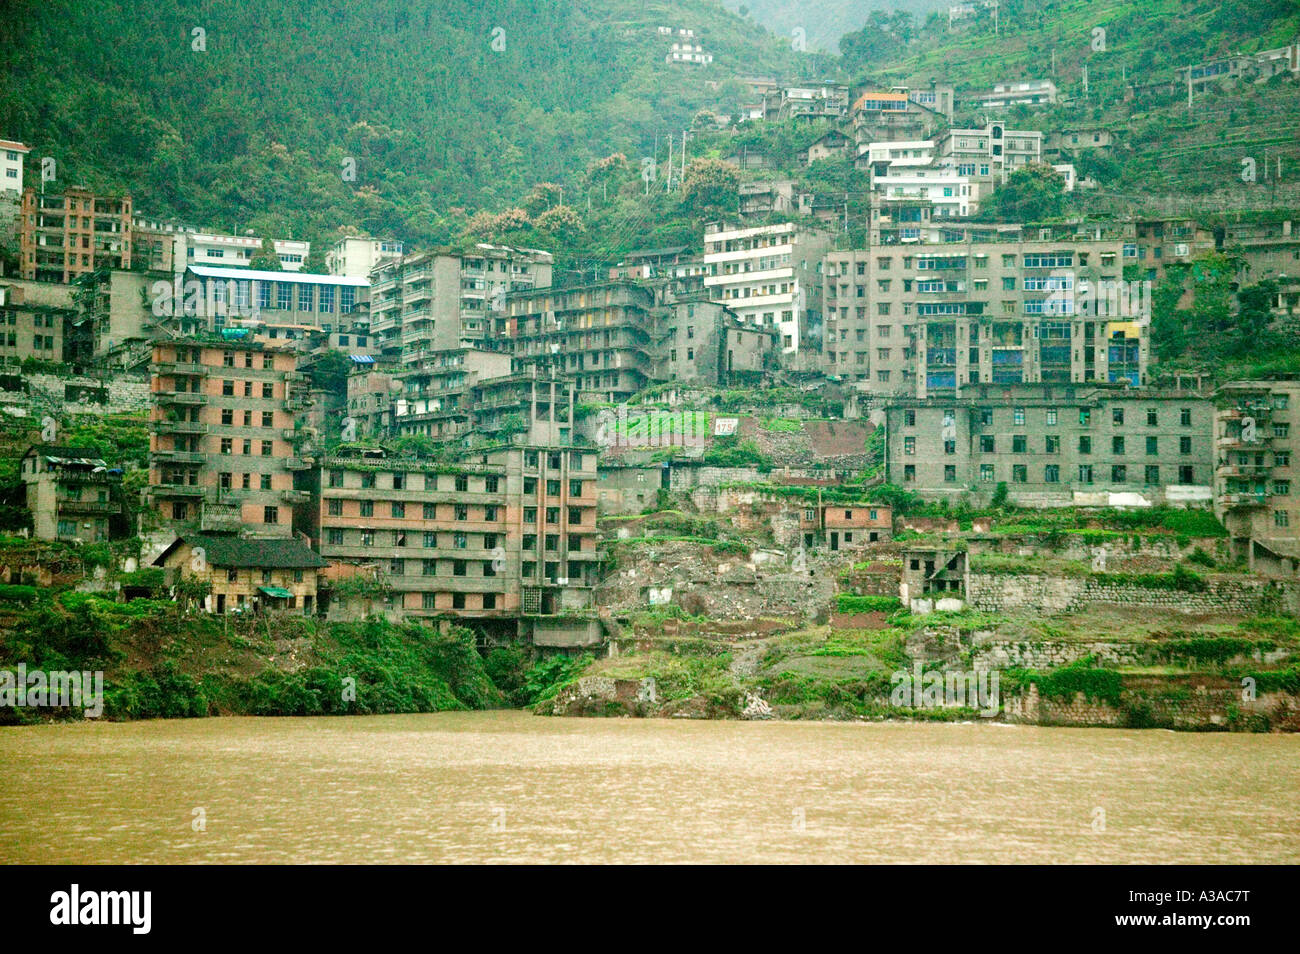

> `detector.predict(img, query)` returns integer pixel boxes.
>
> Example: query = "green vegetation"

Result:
[0,594,504,722]
[835,594,902,614]
[1006,657,1125,707]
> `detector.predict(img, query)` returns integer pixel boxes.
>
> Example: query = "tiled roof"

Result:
[155,534,328,569]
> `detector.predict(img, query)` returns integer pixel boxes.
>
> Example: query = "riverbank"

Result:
[538,607,1300,732]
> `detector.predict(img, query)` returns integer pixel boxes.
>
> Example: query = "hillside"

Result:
[838,0,1300,202]
[0,0,793,250]
[723,0,948,53]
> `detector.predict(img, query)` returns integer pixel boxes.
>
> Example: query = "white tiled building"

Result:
[0,139,29,196]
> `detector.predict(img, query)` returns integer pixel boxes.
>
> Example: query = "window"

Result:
[1012,435,1027,453]
[1277,452,1292,467]
[298,285,312,311]
[1275,510,1290,528]
[422,503,437,520]
[485,475,500,493]
[263,506,279,524]
[1112,465,1127,483]
[455,504,468,521]
[904,436,916,455]
[423,559,437,576]
[327,499,343,516]
[524,507,537,524]
[979,464,994,482]
[979,436,995,453]
[569,479,583,496]
[944,465,957,482]
[1179,465,1194,483]
[1147,409,1159,426]
[546,507,559,524]
[391,502,405,518]
[1145,465,1160,485]
[422,593,438,610]
[1180,437,1192,455]
[1013,407,1025,425]
[455,475,469,492]
[262,411,274,427]
[903,465,915,482]
[423,531,438,548]
[453,560,467,577]
[484,505,498,521]
[262,383,273,399]
[546,479,561,496]
[327,528,344,545]
[1146,436,1158,456]
[1044,464,1059,483]
[1112,436,1125,455]
[261,440,273,456]
[1045,435,1060,454]
[1180,408,1192,427]
[1012,465,1027,483]
[1113,408,1124,425]
[1079,408,1091,425]
[1078,464,1093,483]
[454,532,467,549]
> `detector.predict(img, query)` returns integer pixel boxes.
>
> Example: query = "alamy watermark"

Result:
[1043,272,1152,324]
[1,664,104,718]
[890,663,1000,717]
[151,276,261,320]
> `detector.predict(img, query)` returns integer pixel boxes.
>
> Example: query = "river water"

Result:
[2,712,1296,864]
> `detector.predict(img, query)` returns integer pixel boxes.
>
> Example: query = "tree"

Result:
[248,236,282,270]
[681,158,741,216]
[981,164,1067,222]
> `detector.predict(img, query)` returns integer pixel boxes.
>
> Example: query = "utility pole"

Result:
[666,133,674,192]
[681,128,688,184]
[1187,71,1193,111]
[1082,64,1088,98]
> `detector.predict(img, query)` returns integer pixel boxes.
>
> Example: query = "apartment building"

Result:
[966,79,1058,110]
[20,445,124,543]
[1128,218,1217,284]
[64,268,158,368]
[492,281,655,403]
[385,349,513,441]
[852,88,945,144]
[884,382,1214,507]
[153,534,327,616]
[1045,128,1115,158]
[1,140,28,196]
[607,246,690,280]
[307,443,599,626]
[763,85,851,123]
[1214,380,1300,568]
[148,336,306,537]
[0,281,70,366]
[19,187,132,282]
[657,297,777,386]
[822,221,1143,394]
[132,217,310,273]
[936,123,1043,190]
[369,244,552,366]
[326,236,405,278]
[702,221,832,363]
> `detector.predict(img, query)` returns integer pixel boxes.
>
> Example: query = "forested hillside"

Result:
[0,0,792,250]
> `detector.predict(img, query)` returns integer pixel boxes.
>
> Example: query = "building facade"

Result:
[148,336,306,537]
[884,382,1214,507]
[20,445,123,543]
[19,187,132,283]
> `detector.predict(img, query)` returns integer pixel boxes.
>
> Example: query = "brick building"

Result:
[19,187,132,283]
[20,445,124,543]
[153,533,327,615]
[148,335,307,537]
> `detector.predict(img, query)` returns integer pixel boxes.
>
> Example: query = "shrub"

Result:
[835,594,902,614]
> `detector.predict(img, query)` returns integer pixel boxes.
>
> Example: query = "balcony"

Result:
[57,498,118,515]
[1216,462,1272,477]
[152,484,207,498]
[1220,492,1268,508]
[151,361,208,376]
[157,391,208,406]
[285,458,312,471]
[282,489,312,504]
[152,449,206,465]
[151,420,209,436]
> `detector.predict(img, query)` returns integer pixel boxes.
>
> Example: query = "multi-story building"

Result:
[936,123,1043,190]
[19,186,132,283]
[702,221,832,363]
[965,79,1058,110]
[0,280,71,366]
[63,268,159,369]
[131,217,310,273]
[657,297,777,386]
[492,281,656,403]
[884,382,1214,507]
[369,244,552,366]
[852,88,946,144]
[147,335,306,537]
[1,139,29,196]
[159,265,369,343]
[1128,218,1217,285]
[326,236,405,278]
[384,349,513,441]
[307,440,600,627]
[1213,379,1300,568]
[822,221,1143,394]
[665,41,713,65]
[798,130,854,165]
[20,444,124,543]
[152,533,327,616]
